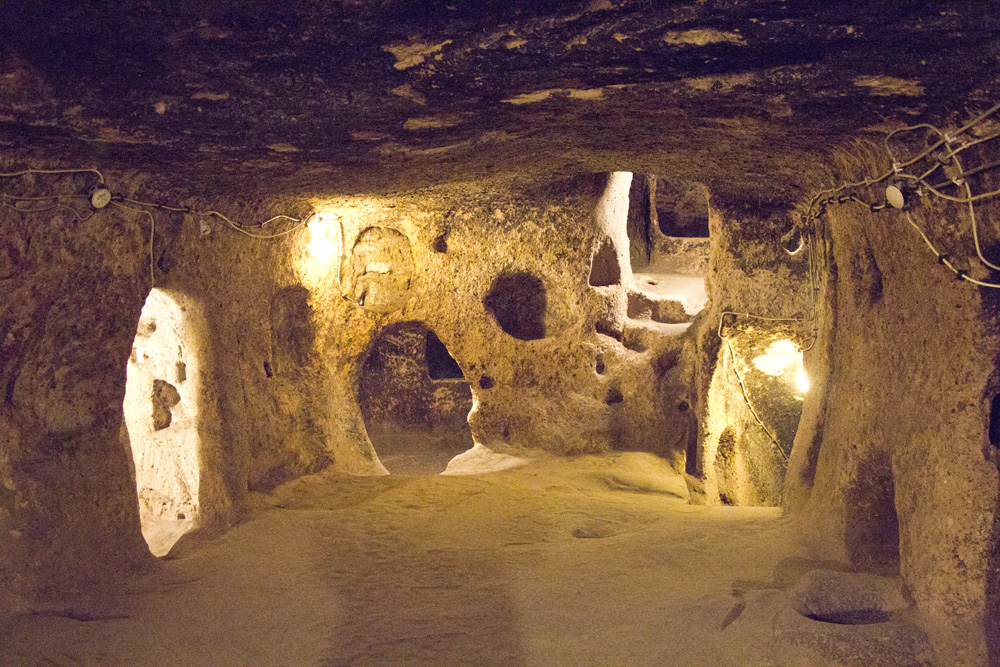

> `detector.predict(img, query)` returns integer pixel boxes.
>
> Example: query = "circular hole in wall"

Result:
[484,272,547,341]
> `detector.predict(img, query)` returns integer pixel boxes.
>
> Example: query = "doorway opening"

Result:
[122,289,201,556]
[359,321,475,474]
[625,174,709,325]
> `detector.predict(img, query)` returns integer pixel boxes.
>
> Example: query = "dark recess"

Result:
[627,175,653,271]
[595,320,622,341]
[655,177,710,237]
[589,238,621,287]
[799,609,891,626]
[989,394,1000,448]
[484,272,547,341]
[844,452,900,573]
[426,330,464,379]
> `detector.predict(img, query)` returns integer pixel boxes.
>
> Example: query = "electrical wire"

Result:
[715,99,1000,437]
[0,168,311,292]
[884,101,1000,170]
[0,193,90,202]
[112,201,156,287]
[949,129,1000,155]
[805,100,1000,295]
[0,167,105,184]
[903,212,1000,288]
[884,123,942,165]
[888,112,1000,271]
[907,178,1000,205]
[0,197,92,223]
[119,197,309,239]
[937,134,1000,272]
[718,331,789,463]
[805,101,1000,224]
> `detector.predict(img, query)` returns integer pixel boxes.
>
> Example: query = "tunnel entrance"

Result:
[707,321,808,506]
[122,289,201,556]
[359,321,475,474]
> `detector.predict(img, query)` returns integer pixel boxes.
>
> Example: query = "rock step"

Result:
[626,288,692,324]
[632,272,708,318]
[622,318,691,353]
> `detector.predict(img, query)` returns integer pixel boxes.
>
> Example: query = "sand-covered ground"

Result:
[0,453,930,665]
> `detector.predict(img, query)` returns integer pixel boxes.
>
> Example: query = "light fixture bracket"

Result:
[885,183,907,210]
[90,187,112,209]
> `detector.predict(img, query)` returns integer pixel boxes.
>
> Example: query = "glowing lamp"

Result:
[796,367,809,394]
[780,227,804,255]
[305,214,337,261]
[751,339,808,395]
[752,339,800,376]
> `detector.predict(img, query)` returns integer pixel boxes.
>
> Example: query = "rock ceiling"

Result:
[2,1,999,201]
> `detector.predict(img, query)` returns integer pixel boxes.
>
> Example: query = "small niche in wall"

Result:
[627,174,654,271]
[655,177,710,237]
[484,272,547,341]
[426,330,464,380]
[844,453,900,572]
[589,238,621,287]
[344,226,415,312]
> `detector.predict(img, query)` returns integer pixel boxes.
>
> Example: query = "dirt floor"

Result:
[0,454,932,666]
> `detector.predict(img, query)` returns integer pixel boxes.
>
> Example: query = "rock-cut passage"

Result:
[122,289,200,556]
[359,321,475,474]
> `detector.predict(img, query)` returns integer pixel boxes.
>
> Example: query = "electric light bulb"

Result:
[796,367,809,393]
[305,214,337,261]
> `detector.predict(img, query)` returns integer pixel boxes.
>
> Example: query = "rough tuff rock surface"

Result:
[1,1,1000,663]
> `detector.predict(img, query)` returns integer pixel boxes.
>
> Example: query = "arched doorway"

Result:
[359,322,474,474]
[122,289,201,555]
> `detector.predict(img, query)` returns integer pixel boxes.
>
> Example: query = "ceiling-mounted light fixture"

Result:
[780,226,804,255]
[90,187,112,209]
[885,183,906,210]
[885,176,921,211]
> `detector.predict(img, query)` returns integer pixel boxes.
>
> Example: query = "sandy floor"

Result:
[0,453,930,666]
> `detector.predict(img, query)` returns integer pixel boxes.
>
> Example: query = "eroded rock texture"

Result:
[1,1,1000,663]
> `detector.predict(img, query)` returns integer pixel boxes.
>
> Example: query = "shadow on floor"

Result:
[323,524,523,665]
